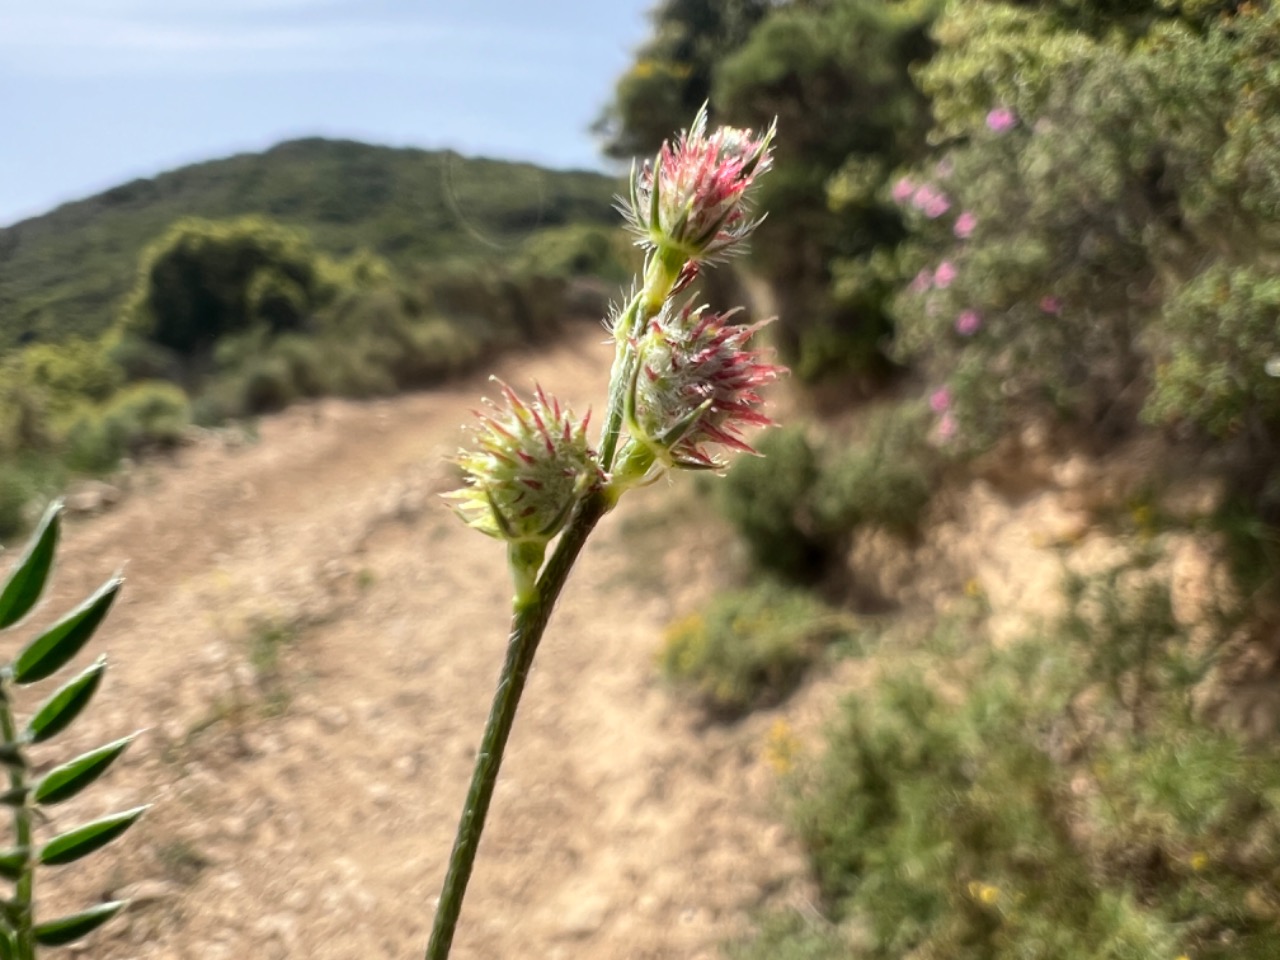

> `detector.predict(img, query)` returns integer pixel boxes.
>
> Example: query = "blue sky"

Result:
[0,1,654,225]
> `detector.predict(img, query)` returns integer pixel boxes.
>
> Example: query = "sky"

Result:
[0,0,655,225]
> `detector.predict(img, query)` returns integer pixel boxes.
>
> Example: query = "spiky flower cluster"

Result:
[626,303,782,470]
[445,381,601,545]
[624,104,775,263]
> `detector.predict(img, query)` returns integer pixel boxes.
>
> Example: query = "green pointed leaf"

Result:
[40,806,148,866]
[0,848,28,882]
[13,576,122,685]
[0,501,61,630]
[34,734,137,806]
[33,900,127,947]
[25,656,108,744]
[0,929,14,960]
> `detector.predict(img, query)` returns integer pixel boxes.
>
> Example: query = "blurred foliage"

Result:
[895,1,1280,453]
[714,0,936,385]
[600,0,937,387]
[659,579,849,716]
[719,427,829,581]
[745,561,1280,959]
[119,217,350,359]
[594,0,773,159]
[1145,264,1280,440]
[0,138,620,353]
[63,382,191,473]
[719,401,943,582]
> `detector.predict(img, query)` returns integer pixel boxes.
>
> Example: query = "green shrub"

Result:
[0,467,33,541]
[749,563,1280,959]
[65,382,191,472]
[719,428,828,581]
[514,224,633,282]
[728,911,847,960]
[658,580,848,716]
[1145,264,1280,438]
[813,402,937,538]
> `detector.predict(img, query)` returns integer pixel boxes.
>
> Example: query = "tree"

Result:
[119,217,338,358]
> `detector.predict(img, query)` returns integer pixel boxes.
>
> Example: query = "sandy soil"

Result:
[8,325,815,960]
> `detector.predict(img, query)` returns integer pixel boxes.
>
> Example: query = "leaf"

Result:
[40,806,148,866]
[34,734,137,806]
[12,576,122,685]
[25,656,108,744]
[33,901,127,947]
[0,930,13,960]
[0,501,61,630]
[0,848,27,882]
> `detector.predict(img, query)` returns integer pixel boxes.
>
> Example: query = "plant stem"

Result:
[0,682,33,960]
[424,489,610,960]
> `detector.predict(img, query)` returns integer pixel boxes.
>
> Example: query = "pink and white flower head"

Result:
[627,301,784,471]
[891,176,915,204]
[625,103,775,263]
[937,411,958,441]
[929,387,952,413]
[934,261,958,289]
[446,381,602,544]
[954,211,977,239]
[986,107,1017,133]
[1039,295,1063,315]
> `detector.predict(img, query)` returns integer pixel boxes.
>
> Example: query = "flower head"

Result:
[627,301,784,471]
[445,381,601,544]
[1039,295,1063,315]
[624,104,775,262]
[986,107,1017,133]
[891,176,915,204]
[929,387,952,413]
[934,261,958,289]
[954,211,977,239]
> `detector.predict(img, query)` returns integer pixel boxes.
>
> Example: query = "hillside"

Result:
[0,138,622,352]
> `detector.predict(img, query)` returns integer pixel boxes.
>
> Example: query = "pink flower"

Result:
[934,261,957,289]
[911,184,938,210]
[937,412,958,441]
[630,302,785,470]
[1039,296,1063,315]
[954,211,977,239]
[891,177,915,203]
[929,387,952,413]
[955,310,982,335]
[924,197,951,219]
[910,268,933,293]
[626,104,775,262]
[986,107,1017,133]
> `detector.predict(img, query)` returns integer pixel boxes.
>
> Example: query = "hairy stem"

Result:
[0,682,33,960]
[424,489,610,960]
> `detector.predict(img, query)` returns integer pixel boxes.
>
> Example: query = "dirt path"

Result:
[12,325,810,960]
